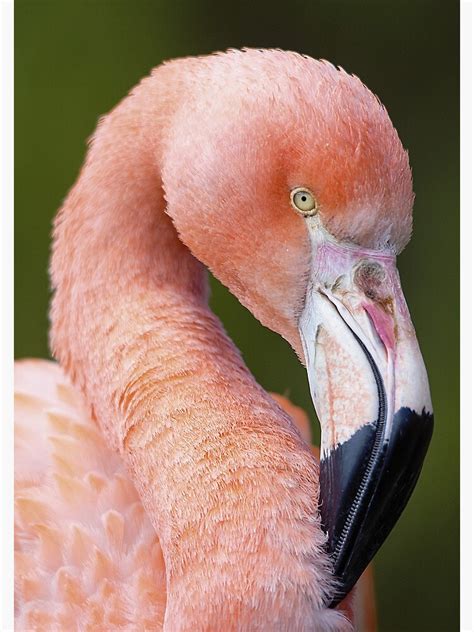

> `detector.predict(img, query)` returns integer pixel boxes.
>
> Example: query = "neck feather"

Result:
[50,69,338,628]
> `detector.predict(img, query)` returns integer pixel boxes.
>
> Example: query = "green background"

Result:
[15,1,459,630]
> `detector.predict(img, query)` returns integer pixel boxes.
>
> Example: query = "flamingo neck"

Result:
[50,73,338,628]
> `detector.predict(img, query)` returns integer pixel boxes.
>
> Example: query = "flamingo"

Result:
[15,48,433,631]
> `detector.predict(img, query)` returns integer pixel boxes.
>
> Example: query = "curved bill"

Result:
[299,236,433,607]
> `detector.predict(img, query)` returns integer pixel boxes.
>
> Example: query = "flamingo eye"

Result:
[290,188,317,216]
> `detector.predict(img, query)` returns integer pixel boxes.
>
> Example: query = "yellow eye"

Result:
[290,187,317,216]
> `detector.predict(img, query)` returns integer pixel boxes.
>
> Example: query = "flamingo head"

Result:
[163,49,433,605]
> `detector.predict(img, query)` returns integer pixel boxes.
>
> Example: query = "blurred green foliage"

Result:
[15,1,459,630]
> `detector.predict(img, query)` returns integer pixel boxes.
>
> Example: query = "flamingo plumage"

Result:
[15,49,432,631]
[15,360,375,630]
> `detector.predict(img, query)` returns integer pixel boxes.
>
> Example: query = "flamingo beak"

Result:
[298,238,433,607]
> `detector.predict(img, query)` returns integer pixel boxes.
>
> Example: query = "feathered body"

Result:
[15,360,375,630]
[15,49,418,630]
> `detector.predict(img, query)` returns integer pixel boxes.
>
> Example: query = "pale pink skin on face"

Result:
[303,238,430,453]
[16,49,414,630]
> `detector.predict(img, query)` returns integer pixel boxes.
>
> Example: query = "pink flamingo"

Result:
[15,49,433,631]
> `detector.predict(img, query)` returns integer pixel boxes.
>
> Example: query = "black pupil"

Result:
[301,195,307,202]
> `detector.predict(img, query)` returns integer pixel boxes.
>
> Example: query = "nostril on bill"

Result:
[353,260,387,301]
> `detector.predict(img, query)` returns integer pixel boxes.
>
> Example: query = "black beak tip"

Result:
[319,407,434,608]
